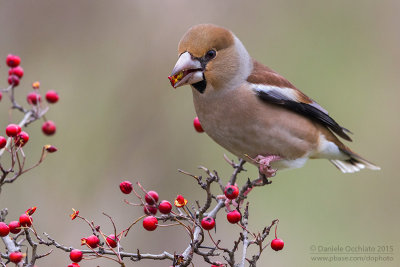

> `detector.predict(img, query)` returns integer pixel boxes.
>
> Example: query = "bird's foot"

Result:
[254,154,281,178]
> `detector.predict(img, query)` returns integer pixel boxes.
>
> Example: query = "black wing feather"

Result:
[255,90,352,141]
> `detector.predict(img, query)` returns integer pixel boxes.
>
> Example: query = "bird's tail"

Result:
[330,148,381,173]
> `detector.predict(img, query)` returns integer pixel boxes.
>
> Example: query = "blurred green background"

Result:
[0,0,399,266]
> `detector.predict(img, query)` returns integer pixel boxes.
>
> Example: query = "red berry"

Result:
[106,234,118,248]
[0,136,7,149]
[69,249,83,263]
[45,145,58,153]
[6,54,21,68]
[201,216,215,230]
[119,181,133,194]
[14,131,29,147]
[158,200,172,214]
[85,235,100,248]
[9,66,24,78]
[27,92,42,105]
[19,214,32,227]
[5,124,21,137]
[143,216,158,231]
[0,222,10,237]
[9,251,23,263]
[8,221,21,234]
[224,185,239,200]
[8,74,20,86]
[144,204,157,215]
[68,263,80,267]
[42,121,56,135]
[45,90,59,103]
[227,210,241,224]
[145,190,159,205]
[193,117,204,133]
[0,91,2,101]
[271,238,284,251]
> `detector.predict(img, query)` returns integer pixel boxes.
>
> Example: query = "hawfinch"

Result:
[169,24,380,175]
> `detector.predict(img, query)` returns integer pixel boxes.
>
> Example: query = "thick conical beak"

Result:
[168,52,203,88]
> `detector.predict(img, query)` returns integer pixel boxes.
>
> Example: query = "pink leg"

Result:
[255,155,282,178]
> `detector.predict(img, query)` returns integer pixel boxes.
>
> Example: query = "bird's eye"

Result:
[205,50,216,60]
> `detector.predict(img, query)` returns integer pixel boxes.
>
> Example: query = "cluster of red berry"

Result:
[3,54,59,136]
[5,54,23,87]
[119,181,173,231]
[0,124,27,149]
[0,207,35,263]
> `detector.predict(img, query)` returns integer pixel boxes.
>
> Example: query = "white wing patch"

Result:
[251,84,299,101]
[251,84,329,114]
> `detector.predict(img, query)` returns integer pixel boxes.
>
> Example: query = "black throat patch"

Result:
[192,79,207,94]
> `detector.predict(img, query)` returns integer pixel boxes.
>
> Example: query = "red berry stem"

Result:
[207,229,224,250]
[128,182,147,206]
[155,223,181,227]
[122,214,146,237]
[123,199,143,207]
[136,182,160,206]
[234,218,257,239]
[275,219,279,239]
[170,216,192,235]
[102,212,120,249]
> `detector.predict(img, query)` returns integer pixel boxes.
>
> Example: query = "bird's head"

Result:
[169,24,251,93]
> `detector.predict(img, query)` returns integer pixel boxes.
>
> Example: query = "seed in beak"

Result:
[168,71,184,87]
